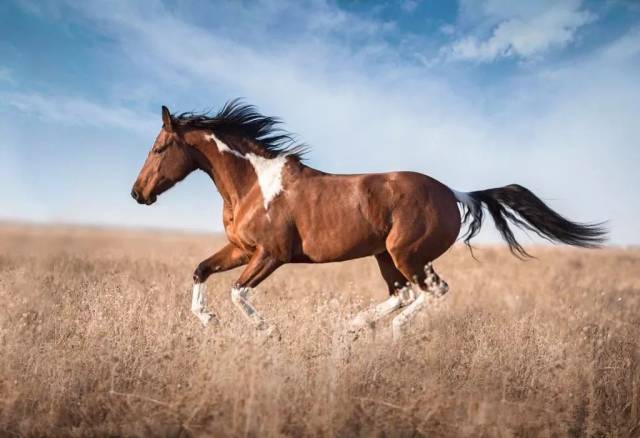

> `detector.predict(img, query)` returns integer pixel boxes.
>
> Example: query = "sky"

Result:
[1,0,639,244]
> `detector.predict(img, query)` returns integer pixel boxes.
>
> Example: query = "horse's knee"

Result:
[193,262,212,283]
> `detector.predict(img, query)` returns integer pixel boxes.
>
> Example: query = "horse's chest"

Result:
[225,205,291,255]
[223,211,264,251]
[223,219,250,250]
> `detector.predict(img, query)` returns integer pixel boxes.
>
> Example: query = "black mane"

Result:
[172,99,306,160]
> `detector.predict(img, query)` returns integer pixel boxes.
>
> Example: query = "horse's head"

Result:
[131,106,198,205]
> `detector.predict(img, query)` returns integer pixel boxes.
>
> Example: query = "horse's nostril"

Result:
[131,189,139,201]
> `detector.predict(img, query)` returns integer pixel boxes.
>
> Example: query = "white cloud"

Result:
[445,0,595,62]
[599,26,640,62]
[401,0,420,13]
[439,24,456,35]
[2,0,639,244]
[0,66,13,83]
[2,91,155,133]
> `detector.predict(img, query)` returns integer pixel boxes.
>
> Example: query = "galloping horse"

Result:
[132,100,605,338]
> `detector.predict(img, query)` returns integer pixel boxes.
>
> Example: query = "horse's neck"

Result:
[191,132,270,207]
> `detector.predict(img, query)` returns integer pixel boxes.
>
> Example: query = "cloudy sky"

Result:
[1,0,639,244]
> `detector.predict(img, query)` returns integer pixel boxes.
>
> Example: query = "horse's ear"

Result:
[162,105,173,132]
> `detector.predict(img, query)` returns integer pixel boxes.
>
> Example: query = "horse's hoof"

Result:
[267,325,282,341]
[196,312,216,326]
[258,324,281,342]
[348,316,372,333]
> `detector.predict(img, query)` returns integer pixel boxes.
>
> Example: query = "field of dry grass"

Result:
[0,224,638,437]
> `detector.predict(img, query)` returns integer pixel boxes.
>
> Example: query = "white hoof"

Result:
[194,311,214,326]
[261,324,281,341]
[348,315,369,332]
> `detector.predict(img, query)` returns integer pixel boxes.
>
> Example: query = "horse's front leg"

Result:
[230,247,282,332]
[191,243,249,326]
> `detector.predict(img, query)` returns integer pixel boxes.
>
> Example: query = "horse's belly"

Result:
[294,209,387,263]
[288,174,394,262]
[297,236,385,263]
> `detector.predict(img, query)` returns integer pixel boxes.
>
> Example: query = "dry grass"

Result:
[0,224,639,437]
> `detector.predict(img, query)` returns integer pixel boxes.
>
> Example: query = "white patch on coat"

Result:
[205,132,287,209]
[244,153,287,210]
[205,133,244,159]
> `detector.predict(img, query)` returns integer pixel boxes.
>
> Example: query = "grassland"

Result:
[0,224,638,437]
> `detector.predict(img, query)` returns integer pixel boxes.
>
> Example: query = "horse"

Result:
[131,100,606,339]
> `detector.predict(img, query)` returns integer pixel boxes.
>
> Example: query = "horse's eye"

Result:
[153,142,170,154]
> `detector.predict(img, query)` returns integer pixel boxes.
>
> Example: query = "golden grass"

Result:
[0,224,638,437]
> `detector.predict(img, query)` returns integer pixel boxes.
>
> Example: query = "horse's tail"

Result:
[451,184,607,258]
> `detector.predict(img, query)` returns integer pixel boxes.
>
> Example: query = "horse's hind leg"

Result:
[391,262,448,340]
[349,252,413,331]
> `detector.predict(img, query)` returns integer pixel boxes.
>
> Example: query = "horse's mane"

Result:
[172,99,307,160]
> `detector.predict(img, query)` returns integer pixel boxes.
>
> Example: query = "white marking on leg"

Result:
[392,291,426,341]
[397,284,419,306]
[231,286,268,330]
[191,282,213,326]
[350,294,402,331]
[424,262,449,296]
[205,132,287,210]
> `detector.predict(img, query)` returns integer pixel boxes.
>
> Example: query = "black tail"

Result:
[454,184,607,258]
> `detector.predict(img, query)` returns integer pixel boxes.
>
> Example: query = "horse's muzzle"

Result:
[131,188,156,205]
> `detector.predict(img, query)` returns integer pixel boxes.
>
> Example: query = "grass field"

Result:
[0,224,638,437]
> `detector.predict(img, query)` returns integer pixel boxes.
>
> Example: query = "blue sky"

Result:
[1,0,639,244]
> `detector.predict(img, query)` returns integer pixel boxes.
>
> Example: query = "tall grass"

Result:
[1,224,638,436]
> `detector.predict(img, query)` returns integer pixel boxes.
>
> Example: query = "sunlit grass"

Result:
[1,224,638,436]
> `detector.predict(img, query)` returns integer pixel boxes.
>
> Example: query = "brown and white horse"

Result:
[132,101,605,338]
